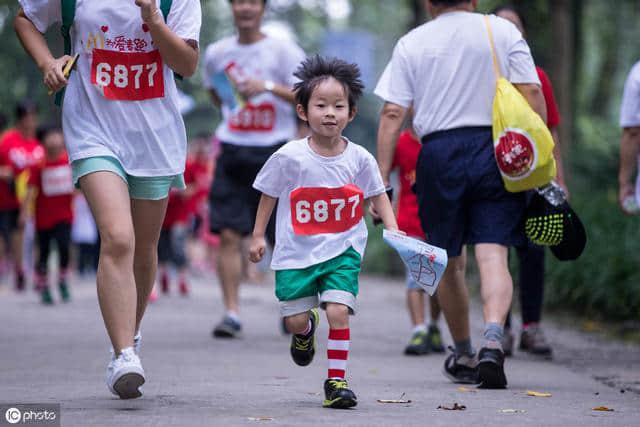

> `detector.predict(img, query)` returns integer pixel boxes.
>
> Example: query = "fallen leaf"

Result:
[527,391,552,397]
[457,386,477,393]
[499,409,526,414]
[378,399,412,404]
[247,417,273,421]
[437,403,466,411]
[592,407,614,412]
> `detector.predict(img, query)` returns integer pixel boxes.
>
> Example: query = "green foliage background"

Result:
[1,0,640,320]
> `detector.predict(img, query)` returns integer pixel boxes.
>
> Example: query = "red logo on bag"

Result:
[91,49,164,101]
[495,128,536,179]
[290,185,364,235]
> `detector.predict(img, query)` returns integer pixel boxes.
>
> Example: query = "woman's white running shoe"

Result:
[106,347,145,399]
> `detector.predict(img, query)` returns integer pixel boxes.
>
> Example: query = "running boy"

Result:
[20,125,73,305]
[249,55,400,409]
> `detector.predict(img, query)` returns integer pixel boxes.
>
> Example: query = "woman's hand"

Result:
[135,0,162,25]
[41,55,72,93]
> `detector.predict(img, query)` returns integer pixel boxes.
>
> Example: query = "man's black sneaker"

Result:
[519,326,553,357]
[477,347,507,389]
[404,330,430,355]
[290,308,319,366]
[323,378,357,409]
[59,281,71,302]
[40,287,54,305]
[443,347,478,384]
[426,325,445,353]
[212,316,242,338]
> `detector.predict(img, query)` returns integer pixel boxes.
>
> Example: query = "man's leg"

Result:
[212,228,243,337]
[437,251,471,353]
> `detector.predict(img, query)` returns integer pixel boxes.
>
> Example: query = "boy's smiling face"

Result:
[297,77,356,140]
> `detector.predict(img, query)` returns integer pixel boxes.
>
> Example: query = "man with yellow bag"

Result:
[375,0,547,389]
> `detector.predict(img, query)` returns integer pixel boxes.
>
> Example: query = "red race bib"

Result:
[229,103,276,132]
[290,185,363,235]
[91,49,164,101]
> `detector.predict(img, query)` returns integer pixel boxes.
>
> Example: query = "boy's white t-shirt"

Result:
[253,138,386,270]
[20,0,201,176]
[202,35,305,147]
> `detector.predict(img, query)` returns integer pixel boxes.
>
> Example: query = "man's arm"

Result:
[619,126,640,211]
[377,102,408,187]
[208,89,221,109]
[514,83,548,124]
[237,79,296,105]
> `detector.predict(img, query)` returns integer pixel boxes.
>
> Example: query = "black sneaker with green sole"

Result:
[323,378,357,409]
[404,331,430,355]
[290,308,319,366]
[40,287,54,305]
[426,325,445,353]
[59,281,71,302]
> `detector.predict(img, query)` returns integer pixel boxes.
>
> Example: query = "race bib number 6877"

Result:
[290,185,363,235]
[91,49,164,101]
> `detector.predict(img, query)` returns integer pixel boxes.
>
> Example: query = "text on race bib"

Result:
[91,49,164,101]
[290,185,363,235]
[41,166,73,197]
[229,103,276,132]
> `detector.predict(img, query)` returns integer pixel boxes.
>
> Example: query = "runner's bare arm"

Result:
[369,193,400,233]
[619,126,640,212]
[237,79,296,104]
[18,186,36,227]
[514,83,548,125]
[135,0,198,77]
[377,102,408,187]
[14,9,72,93]
[208,89,222,109]
[249,194,277,263]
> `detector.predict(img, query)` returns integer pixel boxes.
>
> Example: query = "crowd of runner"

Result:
[3,0,639,410]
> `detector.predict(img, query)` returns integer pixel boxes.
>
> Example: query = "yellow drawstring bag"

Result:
[485,16,556,192]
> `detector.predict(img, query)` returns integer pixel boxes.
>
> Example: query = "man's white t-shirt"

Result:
[374,11,540,139]
[203,35,305,147]
[619,61,640,203]
[253,138,386,270]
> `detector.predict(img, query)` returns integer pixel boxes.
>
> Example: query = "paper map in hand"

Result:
[383,230,448,296]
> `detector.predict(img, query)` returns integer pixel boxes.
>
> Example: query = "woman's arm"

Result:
[136,0,198,77]
[14,8,71,93]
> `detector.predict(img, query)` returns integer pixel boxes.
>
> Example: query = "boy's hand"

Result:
[135,0,162,24]
[249,234,266,263]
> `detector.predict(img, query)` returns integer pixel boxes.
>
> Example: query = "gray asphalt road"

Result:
[1,273,638,427]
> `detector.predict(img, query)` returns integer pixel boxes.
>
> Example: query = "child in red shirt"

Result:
[21,125,73,304]
[392,127,444,355]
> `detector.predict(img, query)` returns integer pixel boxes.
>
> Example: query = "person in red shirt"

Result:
[392,125,445,356]
[494,5,568,357]
[0,102,44,292]
[20,125,73,304]
[156,161,198,297]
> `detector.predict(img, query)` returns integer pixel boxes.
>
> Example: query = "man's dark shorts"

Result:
[209,142,282,242]
[0,209,19,246]
[416,127,526,257]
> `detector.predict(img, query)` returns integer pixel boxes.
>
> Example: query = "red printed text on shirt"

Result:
[290,185,363,235]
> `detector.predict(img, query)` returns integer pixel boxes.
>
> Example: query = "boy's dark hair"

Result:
[36,123,62,144]
[491,4,527,32]
[15,101,37,121]
[293,55,364,113]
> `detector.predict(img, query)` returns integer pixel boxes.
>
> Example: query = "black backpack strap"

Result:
[160,0,172,22]
[55,0,76,106]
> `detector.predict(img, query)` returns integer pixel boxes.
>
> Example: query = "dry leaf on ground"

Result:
[499,409,526,414]
[527,390,552,397]
[247,417,274,421]
[457,386,477,393]
[377,399,412,404]
[592,406,614,412]
[437,403,466,411]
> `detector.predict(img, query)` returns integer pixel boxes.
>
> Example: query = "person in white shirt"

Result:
[249,55,399,409]
[374,0,546,389]
[619,61,640,213]
[202,0,305,338]
[15,0,201,399]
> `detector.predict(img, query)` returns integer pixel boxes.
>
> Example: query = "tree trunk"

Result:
[551,0,576,148]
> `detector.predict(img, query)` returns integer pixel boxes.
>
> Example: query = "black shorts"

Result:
[416,127,526,257]
[209,143,282,242]
[158,225,188,268]
[0,209,19,245]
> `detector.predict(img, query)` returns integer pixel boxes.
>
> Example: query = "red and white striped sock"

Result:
[327,328,350,379]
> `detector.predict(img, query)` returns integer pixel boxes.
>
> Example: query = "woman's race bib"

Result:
[91,49,164,101]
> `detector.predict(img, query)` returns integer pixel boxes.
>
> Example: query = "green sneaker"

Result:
[290,308,319,366]
[404,330,430,355]
[40,287,54,305]
[323,378,357,409]
[59,281,71,302]
[426,325,445,353]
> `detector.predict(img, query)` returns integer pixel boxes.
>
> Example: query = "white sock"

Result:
[226,311,240,322]
[412,324,427,334]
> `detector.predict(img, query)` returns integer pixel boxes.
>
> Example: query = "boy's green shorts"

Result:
[275,247,361,317]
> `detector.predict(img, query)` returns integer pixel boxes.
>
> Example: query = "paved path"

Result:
[1,274,639,426]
